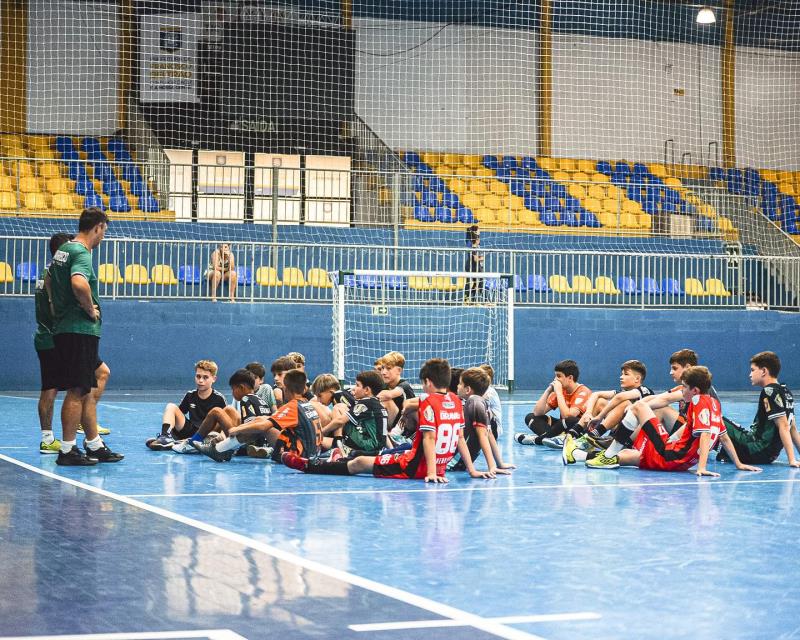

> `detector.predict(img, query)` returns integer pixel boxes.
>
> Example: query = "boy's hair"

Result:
[78,207,108,232]
[419,358,451,390]
[554,359,580,382]
[49,232,73,256]
[311,373,340,397]
[286,351,306,366]
[669,349,698,367]
[356,370,385,396]
[228,368,256,390]
[245,362,266,380]
[479,363,495,383]
[681,366,712,394]
[195,359,218,376]
[373,357,384,368]
[270,356,297,375]
[466,224,480,244]
[461,367,491,396]
[381,351,406,369]
[621,359,647,381]
[283,369,308,396]
[449,367,465,394]
[751,351,781,377]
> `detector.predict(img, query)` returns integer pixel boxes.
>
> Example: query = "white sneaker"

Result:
[542,434,566,449]
[515,432,538,446]
[171,439,199,454]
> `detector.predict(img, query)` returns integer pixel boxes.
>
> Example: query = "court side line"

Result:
[0,454,543,640]
[0,395,137,411]
[0,631,248,640]
[350,612,601,632]
[126,476,800,499]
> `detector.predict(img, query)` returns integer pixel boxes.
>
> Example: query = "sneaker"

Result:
[329,447,344,463]
[56,445,98,466]
[246,444,274,459]
[586,434,614,451]
[515,432,538,446]
[84,443,124,463]
[574,434,594,452]
[562,434,578,465]
[585,452,620,469]
[77,423,111,435]
[146,433,175,451]
[542,434,566,449]
[191,439,235,462]
[281,451,309,472]
[171,439,200,454]
[40,439,62,454]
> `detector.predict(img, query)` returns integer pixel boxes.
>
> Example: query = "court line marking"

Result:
[0,446,27,450]
[126,476,800,499]
[350,612,601,632]
[0,454,543,640]
[0,395,136,412]
[0,631,248,640]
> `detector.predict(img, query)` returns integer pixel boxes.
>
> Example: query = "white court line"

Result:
[126,476,800,499]
[0,395,136,411]
[0,631,247,640]
[0,454,543,640]
[350,612,601,632]
[0,446,28,450]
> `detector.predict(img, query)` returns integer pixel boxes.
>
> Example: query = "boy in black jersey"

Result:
[146,359,227,451]
[719,351,799,466]
[322,370,388,456]
[377,351,416,440]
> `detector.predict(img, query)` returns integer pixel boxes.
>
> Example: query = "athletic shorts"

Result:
[37,347,60,391]
[53,333,102,395]
[173,422,200,440]
[372,450,427,479]
[636,418,695,472]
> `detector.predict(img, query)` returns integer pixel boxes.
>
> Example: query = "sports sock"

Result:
[161,423,171,436]
[604,411,639,457]
[605,440,624,457]
[621,410,639,432]
[216,436,241,452]
[573,449,588,462]
[305,459,352,476]
[60,439,76,454]
[85,436,104,451]
[41,430,54,444]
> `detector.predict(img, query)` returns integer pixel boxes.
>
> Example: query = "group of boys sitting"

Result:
[145,351,515,482]
[514,349,798,476]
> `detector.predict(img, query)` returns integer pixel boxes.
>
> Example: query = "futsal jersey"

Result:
[333,388,357,410]
[723,383,795,464]
[178,388,227,428]
[269,398,323,458]
[34,275,55,352]
[637,393,725,471]
[388,379,416,425]
[448,394,492,471]
[239,393,272,424]
[341,396,389,455]
[373,391,463,479]
[546,384,591,416]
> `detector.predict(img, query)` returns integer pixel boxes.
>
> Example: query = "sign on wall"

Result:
[139,13,200,103]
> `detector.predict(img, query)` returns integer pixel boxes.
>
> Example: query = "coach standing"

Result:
[49,207,123,466]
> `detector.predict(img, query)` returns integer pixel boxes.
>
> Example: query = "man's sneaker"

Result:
[171,439,199,454]
[191,439,235,462]
[562,434,578,465]
[542,434,566,449]
[585,452,620,469]
[146,434,175,451]
[585,433,613,451]
[40,439,62,454]
[85,444,124,463]
[56,446,98,466]
[515,432,538,446]
[246,444,274,459]
[78,424,111,435]
[573,434,595,452]
[281,451,309,472]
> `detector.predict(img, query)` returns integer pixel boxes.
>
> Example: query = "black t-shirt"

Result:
[333,388,357,409]
[678,385,720,418]
[179,389,227,427]
[239,393,272,424]
[389,379,415,426]
[754,383,795,459]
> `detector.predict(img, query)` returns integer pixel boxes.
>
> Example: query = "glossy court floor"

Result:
[0,391,798,640]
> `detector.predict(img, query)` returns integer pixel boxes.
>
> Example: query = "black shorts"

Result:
[37,348,60,391]
[173,423,200,440]
[53,333,102,395]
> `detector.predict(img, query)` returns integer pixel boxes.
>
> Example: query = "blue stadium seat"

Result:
[496,168,512,181]
[414,204,434,222]
[632,163,649,177]
[510,180,527,197]
[534,168,551,181]
[562,211,581,226]
[84,193,104,210]
[384,275,407,290]
[726,169,744,195]
[638,277,661,295]
[617,276,637,294]
[501,156,518,169]
[404,151,421,165]
[139,194,160,213]
[442,192,459,208]
[435,206,453,223]
[178,265,201,284]
[104,179,125,197]
[69,162,87,182]
[81,137,101,152]
[76,178,95,197]
[582,211,602,227]
[695,217,714,232]
[513,274,527,291]
[121,163,143,183]
[661,278,683,295]
[564,196,581,213]
[527,274,550,292]
[515,167,530,180]
[357,275,380,289]
[110,194,131,212]
[544,195,563,214]
[521,156,538,170]
[627,187,643,202]
[614,162,631,175]
[709,167,725,181]
[524,194,543,212]
[643,201,659,216]
[129,180,149,197]
[236,266,252,286]
[107,137,129,154]
[482,155,499,170]
[55,136,75,154]
[428,176,446,192]
[662,201,676,214]
[421,191,438,208]
[411,175,425,192]
[550,184,567,199]
[16,262,38,282]
[664,189,681,205]
[785,217,799,235]
[596,160,612,176]
[456,206,475,224]
[530,180,547,198]
[540,211,561,226]
[93,162,113,182]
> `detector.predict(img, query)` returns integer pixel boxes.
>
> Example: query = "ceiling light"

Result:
[696,7,716,24]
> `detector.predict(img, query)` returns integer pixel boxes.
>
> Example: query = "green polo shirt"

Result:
[49,241,102,337]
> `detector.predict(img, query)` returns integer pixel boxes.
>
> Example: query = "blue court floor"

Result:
[0,391,798,640]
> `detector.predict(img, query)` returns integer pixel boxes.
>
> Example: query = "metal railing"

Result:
[2,236,798,310]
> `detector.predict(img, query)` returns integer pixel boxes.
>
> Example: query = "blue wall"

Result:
[2,298,798,392]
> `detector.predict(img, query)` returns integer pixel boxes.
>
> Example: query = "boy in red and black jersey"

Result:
[283,358,494,482]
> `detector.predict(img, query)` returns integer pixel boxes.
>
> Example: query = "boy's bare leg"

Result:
[38,388,57,433]
[196,406,239,438]
[655,406,680,433]
[346,456,375,475]
[311,401,332,426]
[161,403,186,434]
[383,400,399,426]
[617,449,641,467]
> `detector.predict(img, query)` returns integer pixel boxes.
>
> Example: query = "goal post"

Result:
[331,269,514,391]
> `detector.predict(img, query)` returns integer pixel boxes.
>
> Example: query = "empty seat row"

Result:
[96,264,334,288]
[537,275,730,296]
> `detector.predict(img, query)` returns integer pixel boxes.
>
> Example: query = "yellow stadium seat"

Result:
[517,210,541,226]
[577,159,596,173]
[595,276,620,295]
[489,180,507,195]
[435,164,453,176]
[8,161,33,177]
[453,165,474,176]
[421,152,441,166]
[431,276,457,291]
[588,184,606,200]
[620,213,638,228]
[0,175,13,192]
[462,154,481,167]
[684,278,706,296]
[571,275,595,294]
[606,184,621,199]
[648,163,668,178]
[639,213,652,229]
[19,176,40,193]
[664,177,682,188]
[124,264,151,285]
[256,266,282,286]
[705,278,731,297]
[474,166,494,177]
[557,158,577,171]
[590,172,610,183]
[583,197,602,213]
[307,268,333,288]
[409,275,432,290]
[469,180,488,194]
[151,264,178,285]
[482,194,503,210]
[0,191,17,210]
[38,163,61,179]
[509,194,525,211]
[717,217,735,231]
[474,208,497,224]
[598,212,617,227]
[461,193,482,210]
[622,200,642,215]
[51,193,76,211]
[282,267,307,287]
[449,178,467,193]
[779,182,795,196]
[568,184,586,199]
[553,171,570,182]
[548,275,572,293]
[776,170,793,182]
[46,178,71,194]
[24,192,48,210]
[537,157,556,171]
[0,261,13,283]
[32,146,56,160]
[602,198,619,215]
[98,263,123,284]
[572,171,590,183]
[760,169,778,182]
[443,153,461,166]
